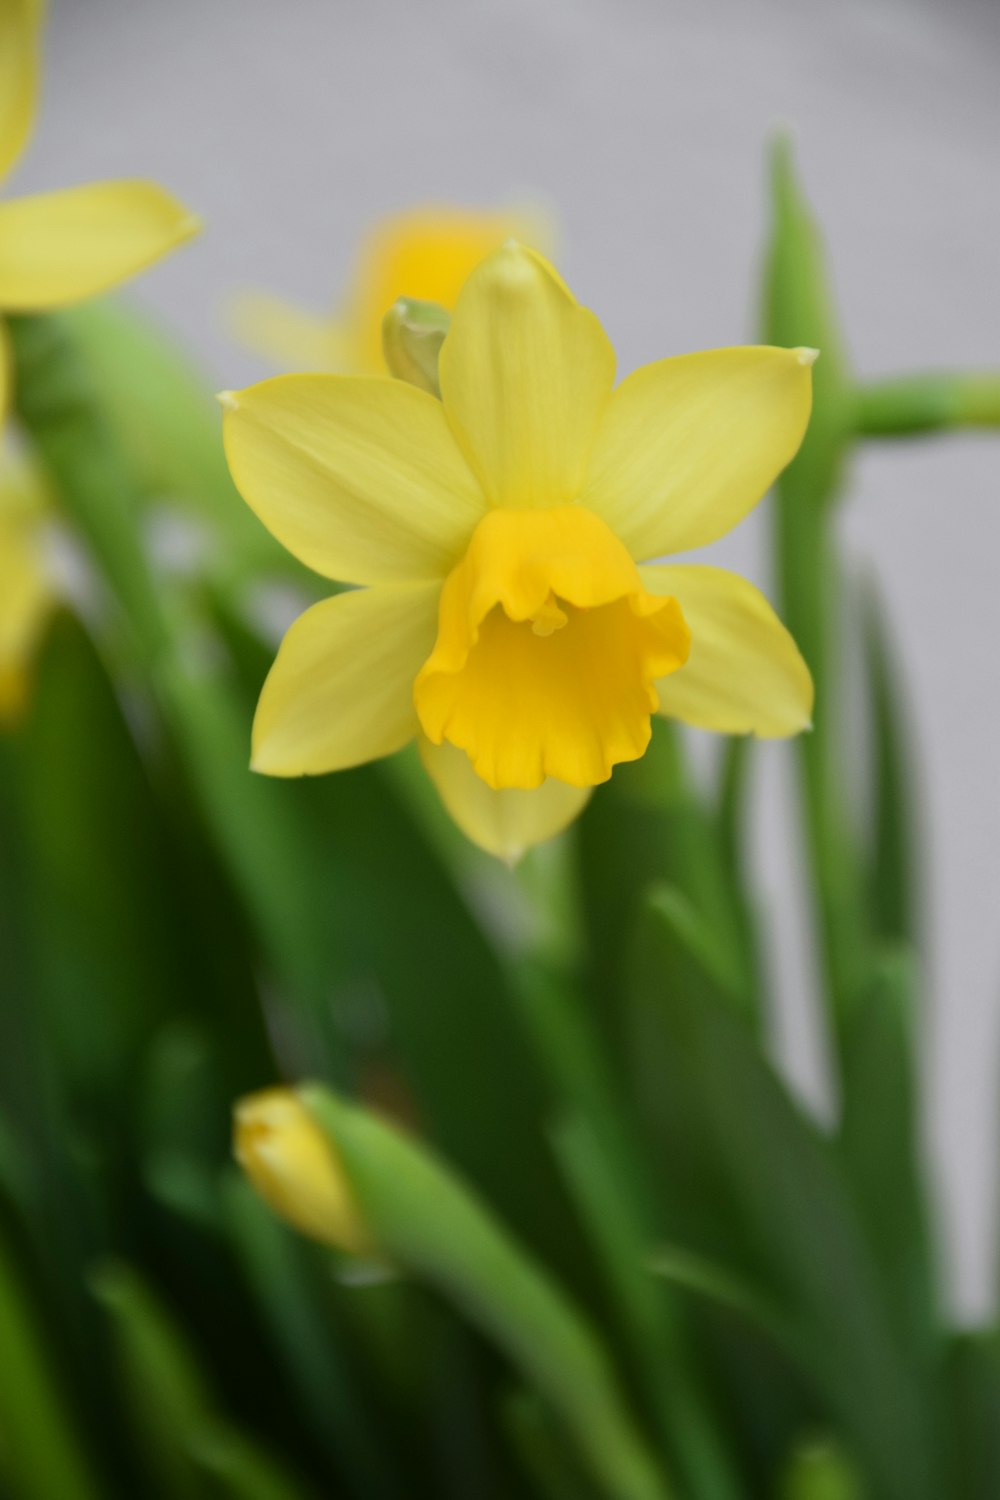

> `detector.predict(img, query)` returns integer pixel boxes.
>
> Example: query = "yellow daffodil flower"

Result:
[0,443,51,722]
[222,243,815,860]
[0,0,198,420]
[231,204,546,374]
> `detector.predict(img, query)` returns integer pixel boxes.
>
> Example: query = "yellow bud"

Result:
[233,1088,374,1256]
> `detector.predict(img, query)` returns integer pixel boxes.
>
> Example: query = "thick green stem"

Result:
[774,482,869,1028]
[855,372,1000,437]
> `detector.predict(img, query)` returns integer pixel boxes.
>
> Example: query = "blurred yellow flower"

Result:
[222,244,815,860]
[231,203,546,375]
[0,0,198,420]
[234,1088,374,1256]
[0,445,51,723]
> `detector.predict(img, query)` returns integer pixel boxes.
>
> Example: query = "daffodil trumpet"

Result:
[223,243,815,860]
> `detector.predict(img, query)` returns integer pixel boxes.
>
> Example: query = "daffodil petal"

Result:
[640,564,813,737]
[582,346,814,560]
[229,291,350,372]
[222,376,487,585]
[252,582,439,776]
[419,736,590,861]
[0,180,198,311]
[439,242,615,508]
[0,0,39,183]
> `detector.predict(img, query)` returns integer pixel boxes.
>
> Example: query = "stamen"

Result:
[531,593,568,638]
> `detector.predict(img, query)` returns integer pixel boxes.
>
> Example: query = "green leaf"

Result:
[552,1116,743,1500]
[763,135,854,514]
[221,1175,404,1498]
[92,1261,325,1500]
[15,613,227,1108]
[944,1331,1000,1499]
[303,1085,675,1500]
[577,719,758,1053]
[862,586,920,948]
[779,1437,865,1500]
[0,1223,103,1500]
[91,1261,216,1500]
[762,138,869,1028]
[838,947,937,1360]
[631,893,941,1500]
[188,1427,321,1500]
[503,1390,600,1500]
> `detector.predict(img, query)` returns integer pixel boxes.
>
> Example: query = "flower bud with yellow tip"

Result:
[232,1088,374,1257]
[381,296,449,397]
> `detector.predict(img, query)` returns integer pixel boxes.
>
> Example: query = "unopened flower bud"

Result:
[381,297,450,396]
[233,1088,374,1255]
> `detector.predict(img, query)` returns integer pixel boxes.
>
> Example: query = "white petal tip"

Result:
[177,213,203,240]
[216,389,239,411]
[794,347,820,367]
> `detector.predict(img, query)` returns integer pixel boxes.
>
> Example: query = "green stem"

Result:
[855,372,1000,436]
[774,481,869,1031]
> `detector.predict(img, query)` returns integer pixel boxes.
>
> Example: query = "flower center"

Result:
[413,506,690,790]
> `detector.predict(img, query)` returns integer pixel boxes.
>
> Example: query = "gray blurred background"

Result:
[20,0,1000,1315]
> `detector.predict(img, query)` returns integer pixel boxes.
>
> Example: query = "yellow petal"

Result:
[581,346,815,560]
[228,291,351,372]
[640,564,813,736]
[252,582,439,776]
[439,242,615,508]
[414,506,690,790]
[222,375,487,586]
[419,736,591,862]
[0,0,39,183]
[0,180,199,310]
[0,498,51,728]
[347,205,547,373]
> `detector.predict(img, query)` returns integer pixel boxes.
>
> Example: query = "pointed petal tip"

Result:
[216,389,239,411]
[795,346,820,367]
[177,212,203,241]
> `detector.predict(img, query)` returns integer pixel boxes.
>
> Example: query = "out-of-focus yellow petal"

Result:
[581,347,815,561]
[640,563,813,736]
[419,736,591,863]
[348,205,550,372]
[0,0,40,183]
[251,582,439,776]
[0,180,199,310]
[439,242,615,509]
[228,291,351,373]
[221,375,487,586]
[0,497,50,727]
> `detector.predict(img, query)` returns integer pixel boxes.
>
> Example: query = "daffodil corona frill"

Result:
[0,0,198,421]
[222,243,815,860]
[231,204,546,375]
